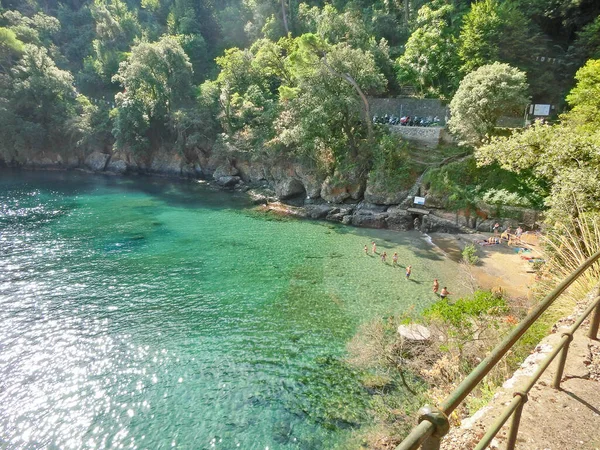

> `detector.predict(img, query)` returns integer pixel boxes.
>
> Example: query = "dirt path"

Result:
[429,232,541,300]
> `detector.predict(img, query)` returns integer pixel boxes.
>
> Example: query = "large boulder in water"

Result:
[85,152,109,171]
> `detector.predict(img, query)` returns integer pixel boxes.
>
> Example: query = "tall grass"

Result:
[536,210,600,307]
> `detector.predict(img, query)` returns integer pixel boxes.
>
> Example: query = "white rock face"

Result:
[398,324,431,341]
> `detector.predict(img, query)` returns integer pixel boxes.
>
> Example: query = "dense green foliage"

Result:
[448,62,529,145]
[476,59,600,222]
[0,0,598,221]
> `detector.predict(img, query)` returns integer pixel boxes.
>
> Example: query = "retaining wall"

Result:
[389,125,442,147]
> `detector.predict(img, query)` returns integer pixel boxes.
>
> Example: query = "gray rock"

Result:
[351,213,388,229]
[364,178,408,205]
[341,215,353,225]
[213,164,239,180]
[294,164,324,199]
[356,202,388,214]
[236,160,266,183]
[326,212,346,222]
[386,211,412,231]
[106,158,127,174]
[320,177,350,203]
[216,176,241,187]
[274,178,305,199]
[84,152,109,171]
[305,204,334,219]
[150,151,183,176]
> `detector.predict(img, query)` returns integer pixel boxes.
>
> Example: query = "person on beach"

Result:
[493,222,500,234]
[372,241,377,255]
[381,251,387,262]
[364,245,368,255]
[392,252,398,265]
[405,265,412,280]
[433,279,439,294]
[440,287,451,299]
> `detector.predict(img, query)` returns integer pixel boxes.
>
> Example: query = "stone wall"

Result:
[369,97,450,124]
[389,125,443,147]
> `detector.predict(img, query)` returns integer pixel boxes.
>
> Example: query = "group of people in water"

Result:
[364,241,452,300]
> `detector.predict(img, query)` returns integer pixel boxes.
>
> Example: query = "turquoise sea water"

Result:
[0,169,460,449]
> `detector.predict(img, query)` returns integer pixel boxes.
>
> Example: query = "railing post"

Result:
[417,405,449,450]
[588,294,600,340]
[506,392,527,450]
[552,332,573,389]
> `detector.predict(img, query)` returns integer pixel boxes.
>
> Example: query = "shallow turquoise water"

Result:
[0,169,459,449]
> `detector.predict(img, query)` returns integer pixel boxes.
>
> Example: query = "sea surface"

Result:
[0,169,459,449]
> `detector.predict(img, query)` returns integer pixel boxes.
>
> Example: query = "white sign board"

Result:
[414,196,426,205]
[533,104,551,116]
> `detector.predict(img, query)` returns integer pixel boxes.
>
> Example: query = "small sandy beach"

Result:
[429,232,543,300]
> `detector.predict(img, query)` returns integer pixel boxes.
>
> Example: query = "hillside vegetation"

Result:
[0,0,599,221]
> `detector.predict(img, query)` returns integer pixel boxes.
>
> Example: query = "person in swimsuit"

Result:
[392,252,398,265]
[364,245,368,254]
[433,279,439,294]
[372,241,377,255]
[405,265,412,279]
[381,251,387,262]
[440,287,451,299]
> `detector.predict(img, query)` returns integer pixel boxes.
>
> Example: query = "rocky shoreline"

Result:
[0,148,539,235]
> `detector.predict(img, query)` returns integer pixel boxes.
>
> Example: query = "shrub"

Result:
[462,243,480,265]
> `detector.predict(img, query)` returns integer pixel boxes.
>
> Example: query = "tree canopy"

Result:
[476,59,600,222]
[448,62,529,145]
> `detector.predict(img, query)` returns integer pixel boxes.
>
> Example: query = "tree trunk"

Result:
[281,0,289,35]
[321,55,373,144]
[404,0,410,26]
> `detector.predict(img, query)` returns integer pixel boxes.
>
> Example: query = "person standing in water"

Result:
[392,252,398,265]
[405,265,412,280]
[372,241,377,255]
[381,251,387,262]
[433,279,439,294]
[364,245,369,255]
[440,287,451,299]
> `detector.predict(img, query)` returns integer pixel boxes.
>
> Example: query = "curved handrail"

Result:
[397,248,600,450]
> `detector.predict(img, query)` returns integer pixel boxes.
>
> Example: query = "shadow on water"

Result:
[0,168,253,211]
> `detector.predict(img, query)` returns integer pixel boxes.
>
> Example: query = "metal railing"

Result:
[397,249,600,450]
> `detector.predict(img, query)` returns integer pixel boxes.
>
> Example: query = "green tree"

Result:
[112,35,193,153]
[279,34,386,166]
[475,59,600,222]
[0,27,24,73]
[85,0,141,89]
[567,15,600,70]
[458,0,537,74]
[0,43,81,161]
[448,62,529,145]
[396,1,462,98]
